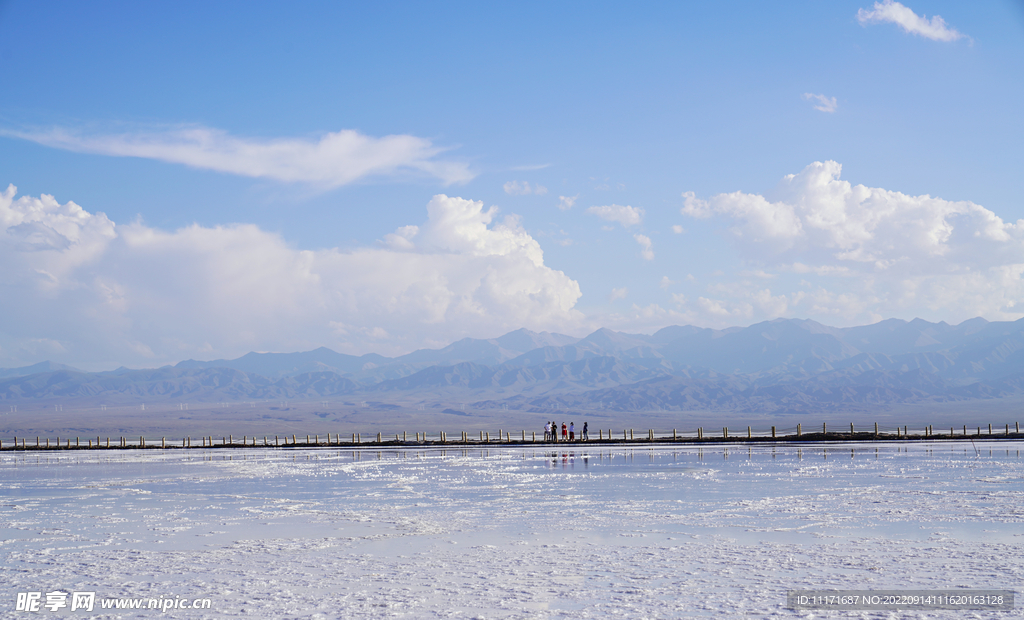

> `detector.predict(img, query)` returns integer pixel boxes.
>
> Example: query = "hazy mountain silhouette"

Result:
[6,318,1024,412]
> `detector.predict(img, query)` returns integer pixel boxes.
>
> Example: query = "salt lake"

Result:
[2,441,1022,618]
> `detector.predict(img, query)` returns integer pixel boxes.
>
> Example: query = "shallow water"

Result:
[2,441,1022,618]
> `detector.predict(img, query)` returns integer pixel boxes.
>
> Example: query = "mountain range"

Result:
[4,318,1024,413]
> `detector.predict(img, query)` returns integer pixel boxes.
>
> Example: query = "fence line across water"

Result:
[0,421,1022,451]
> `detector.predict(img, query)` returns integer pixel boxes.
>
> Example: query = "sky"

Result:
[1,0,1023,370]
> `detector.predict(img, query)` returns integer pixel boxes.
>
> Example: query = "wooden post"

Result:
[292,434,296,444]
[162,437,166,448]
[506,432,510,442]
[747,426,751,439]
[988,424,992,435]
[772,426,776,438]
[797,424,801,437]
[532,431,536,442]
[486,431,490,442]
[499,429,503,442]
[599,429,603,440]
[630,429,633,440]
[723,427,728,438]
[875,422,878,437]
[823,422,826,434]
[673,429,677,440]
[77,437,80,447]
[480,431,483,441]
[964,425,967,436]
[851,423,854,435]
[522,430,525,441]
[404,431,407,441]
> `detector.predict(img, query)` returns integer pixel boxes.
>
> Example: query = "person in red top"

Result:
[561,423,568,440]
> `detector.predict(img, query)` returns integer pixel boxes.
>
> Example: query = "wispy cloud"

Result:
[609,287,628,301]
[587,204,644,227]
[5,125,474,188]
[856,1,967,42]
[802,93,838,113]
[634,234,654,260]
[503,180,548,196]
[557,195,578,211]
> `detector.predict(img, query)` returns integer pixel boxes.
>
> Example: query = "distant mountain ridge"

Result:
[5,318,1024,413]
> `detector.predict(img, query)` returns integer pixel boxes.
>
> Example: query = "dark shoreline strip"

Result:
[2,432,1023,451]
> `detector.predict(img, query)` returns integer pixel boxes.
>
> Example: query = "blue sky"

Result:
[1,1,1023,369]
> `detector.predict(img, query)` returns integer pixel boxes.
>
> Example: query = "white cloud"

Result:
[679,161,1024,326]
[671,225,685,234]
[503,180,548,196]
[587,204,644,227]
[634,234,654,260]
[609,287,628,301]
[802,93,838,113]
[6,125,474,188]
[856,1,966,42]
[659,276,675,289]
[557,195,579,211]
[0,186,582,368]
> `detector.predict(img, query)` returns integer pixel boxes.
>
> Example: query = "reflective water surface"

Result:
[2,441,1022,617]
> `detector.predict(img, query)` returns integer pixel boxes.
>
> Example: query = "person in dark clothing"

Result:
[582,421,589,441]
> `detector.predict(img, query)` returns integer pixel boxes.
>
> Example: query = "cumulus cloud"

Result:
[609,287,628,301]
[856,1,966,42]
[5,126,474,188]
[503,180,548,196]
[802,93,838,113]
[557,195,578,211]
[671,225,685,234]
[0,186,582,368]
[634,234,654,260]
[587,204,644,227]
[679,161,1024,325]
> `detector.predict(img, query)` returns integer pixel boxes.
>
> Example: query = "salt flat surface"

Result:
[1,442,1022,618]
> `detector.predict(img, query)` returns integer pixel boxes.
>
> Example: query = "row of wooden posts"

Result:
[1,422,1021,450]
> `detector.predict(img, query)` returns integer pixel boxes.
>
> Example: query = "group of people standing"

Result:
[544,421,588,442]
